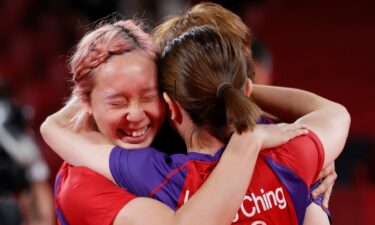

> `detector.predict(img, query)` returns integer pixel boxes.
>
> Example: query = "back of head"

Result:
[153,2,255,79]
[159,26,260,143]
[70,19,157,103]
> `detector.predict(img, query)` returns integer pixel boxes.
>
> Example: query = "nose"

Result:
[126,101,145,122]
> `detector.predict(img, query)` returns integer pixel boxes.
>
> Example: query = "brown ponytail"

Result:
[221,87,259,134]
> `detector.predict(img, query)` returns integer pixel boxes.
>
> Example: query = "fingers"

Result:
[276,122,307,131]
[312,170,337,198]
[318,162,335,180]
[311,170,337,210]
[257,122,309,149]
[277,123,309,146]
[289,123,309,137]
[277,123,309,139]
[322,184,333,209]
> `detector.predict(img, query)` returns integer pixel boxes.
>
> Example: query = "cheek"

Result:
[92,108,121,134]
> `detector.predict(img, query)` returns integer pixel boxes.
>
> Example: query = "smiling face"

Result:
[88,51,166,149]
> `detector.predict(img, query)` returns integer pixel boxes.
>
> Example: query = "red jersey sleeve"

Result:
[264,130,325,186]
[56,163,136,225]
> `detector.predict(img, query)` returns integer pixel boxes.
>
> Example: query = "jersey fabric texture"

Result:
[54,162,135,225]
[109,131,324,225]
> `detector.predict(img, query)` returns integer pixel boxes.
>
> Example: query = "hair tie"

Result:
[216,82,231,98]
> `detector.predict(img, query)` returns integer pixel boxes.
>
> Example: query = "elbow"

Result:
[336,103,351,130]
[330,102,351,147]
[40,116,53,142]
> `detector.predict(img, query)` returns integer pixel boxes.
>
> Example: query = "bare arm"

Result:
[114,130,263,225]
[40,98,115,181]
[41,100,260,225]
[41,96,307,225]
[113,124,307,225]
[42,109,256,225]
[252,84,350,168]
[303,203,330,225]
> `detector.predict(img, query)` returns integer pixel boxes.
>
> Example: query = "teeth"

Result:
[129,126,148,137]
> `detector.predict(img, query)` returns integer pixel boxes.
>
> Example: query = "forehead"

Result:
[93,51,158,96]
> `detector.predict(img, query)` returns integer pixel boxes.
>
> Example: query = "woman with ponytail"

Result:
[148,25,348,224]
[154,3,338,223]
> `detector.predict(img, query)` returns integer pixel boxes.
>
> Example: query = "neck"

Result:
[173,106,224,156]
[183,125,224,156]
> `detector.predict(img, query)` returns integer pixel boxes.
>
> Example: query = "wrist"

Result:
[231,130,263,155]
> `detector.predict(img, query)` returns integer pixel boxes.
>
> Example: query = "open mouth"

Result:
[118,125,151,144]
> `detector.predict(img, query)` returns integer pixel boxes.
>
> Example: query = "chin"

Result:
[117,139,153,150]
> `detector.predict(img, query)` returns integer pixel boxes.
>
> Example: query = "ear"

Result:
[82,101,93,115]
[245,78,253,97]
[162,92,182,123]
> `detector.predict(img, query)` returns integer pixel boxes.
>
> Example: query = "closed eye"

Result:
[107,100,128,108]
[141,94,159,102]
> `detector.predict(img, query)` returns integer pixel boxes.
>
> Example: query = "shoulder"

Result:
[283,130,323,152]
[56,162,136,225]
[110,145,189,168]
[262,130,324,186]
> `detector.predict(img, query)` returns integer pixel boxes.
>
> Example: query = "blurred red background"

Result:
[1,0,374,224]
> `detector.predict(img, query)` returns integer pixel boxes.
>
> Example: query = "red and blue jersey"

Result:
[109,131,324,225]
[54,163,136,225]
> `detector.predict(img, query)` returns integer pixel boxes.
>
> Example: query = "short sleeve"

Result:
[265,130,325,186]
[109,146,173,196]
[56,163,135,225]
[109,146,188,210]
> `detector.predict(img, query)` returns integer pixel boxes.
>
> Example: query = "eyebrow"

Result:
[142,86,159,94]
[103,93,123,100]
[103,87,159,100]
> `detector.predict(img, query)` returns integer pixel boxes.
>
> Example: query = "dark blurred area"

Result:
[0,0,374,224]
[0,78,54,225]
